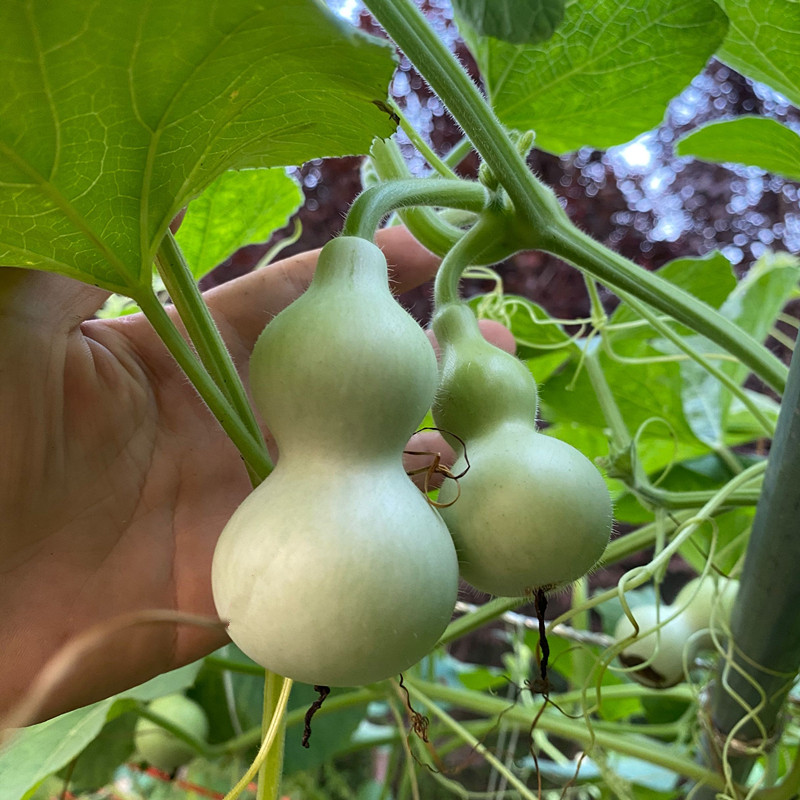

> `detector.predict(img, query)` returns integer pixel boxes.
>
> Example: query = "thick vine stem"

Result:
[692,337,800,798]
[547,226,788,395]
[133,288,271,478]
[341,177,489,242]
[155,232,271,481]
[362,0,788,396]
[433,210,516,308]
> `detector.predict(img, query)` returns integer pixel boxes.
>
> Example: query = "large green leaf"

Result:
[0,662,201,800]
[714,0,800,108]
[676,117,800,181]
[175,168,303,280]
[0,0,395,293]
[452,0,565,45]
[463,0,727,153]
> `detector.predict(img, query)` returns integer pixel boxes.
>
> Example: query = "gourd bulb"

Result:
[133,694,208,772]
[674,575,738,648]
[614,605,695,689]
[212,237,459,686]
[437,426,613,596]
[431,302,612,597]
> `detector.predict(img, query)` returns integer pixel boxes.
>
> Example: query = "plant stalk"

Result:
[405,677,728,791]
[693,336,800,797]
[155,232,271,481]
[342,177,488,242]
[134,288,271,477]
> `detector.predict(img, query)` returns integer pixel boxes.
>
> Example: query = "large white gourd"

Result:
[212,237,459,686]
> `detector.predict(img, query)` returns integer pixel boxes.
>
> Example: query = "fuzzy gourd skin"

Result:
[212,237,459,687]
[432,303,612,597]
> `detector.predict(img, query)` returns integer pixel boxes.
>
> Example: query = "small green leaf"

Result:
[676,117,800,181]
[58,714,136,793]
[464,0,728,153]
[176,168,303,280]
[714,0,800,108]
[0,0,395,293]
[452,0,565,45]
[0,662,201,798]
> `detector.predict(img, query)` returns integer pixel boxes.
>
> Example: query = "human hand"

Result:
[0,227,513,721]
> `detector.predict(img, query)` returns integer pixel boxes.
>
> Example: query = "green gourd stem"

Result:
[404,682,539,800]
[368,137,466,255]
[389,101,459,180]
[633,482,761,511]
[692,337,800,797]
[222,678,293,800]
[543,226,787,396]
[361,0,788,396]
[404,677,728,791]
[341,177,488,242]
[443,136,473,168]
[433,211,511,308]
[583,346,631,452]
[133,288,271,478]
[256,672,290,800]
[155,232,271,480]
[440,596,528,645]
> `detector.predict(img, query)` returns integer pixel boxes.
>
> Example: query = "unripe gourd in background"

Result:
[613,605,695,689]
[212,237,459,687]
[134,694,209,772]
[432,302,612,597]
[673,575,738,645]
[614,577,738,687]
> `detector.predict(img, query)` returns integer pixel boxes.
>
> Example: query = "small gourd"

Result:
[613,605,694,689]
[134,694,208,772]
[673,575,738,649]
[614,577,738,688]
[212,237,459,687]
[432,302,612,597]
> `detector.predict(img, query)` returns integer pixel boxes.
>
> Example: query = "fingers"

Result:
[0,267,110,334]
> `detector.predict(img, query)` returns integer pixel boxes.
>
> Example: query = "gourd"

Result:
[673,575,738,648]
[613,606,695,689]
[134,694,208,772]
[614,578,738,687]
[432,302,612,597]
[212,237,459,687]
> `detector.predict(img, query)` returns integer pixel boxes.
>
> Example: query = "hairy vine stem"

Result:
[342,177,488,242]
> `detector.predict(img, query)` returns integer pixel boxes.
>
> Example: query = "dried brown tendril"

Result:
[301,685,330,748]
[404,427,470,508]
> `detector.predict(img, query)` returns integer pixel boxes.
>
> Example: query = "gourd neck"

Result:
[308,236,389,292]
[432,302,538,444]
